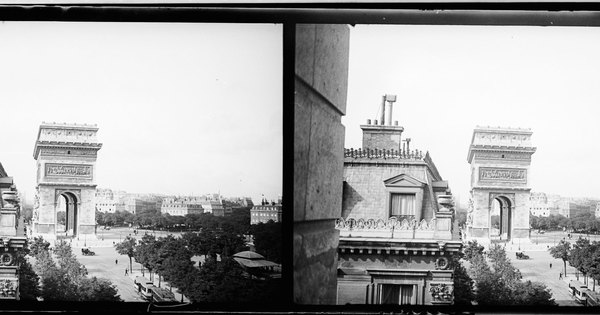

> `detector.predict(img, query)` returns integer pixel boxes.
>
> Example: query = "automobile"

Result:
[103,226,111,230]
[538,230,545,234]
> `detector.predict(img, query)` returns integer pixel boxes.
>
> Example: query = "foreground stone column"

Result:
[294,24,349,304]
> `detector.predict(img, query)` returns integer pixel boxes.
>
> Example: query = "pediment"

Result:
[383,174,426,188]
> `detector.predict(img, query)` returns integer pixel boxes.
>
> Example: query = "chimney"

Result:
[379,95,385,126]
[385,94,397,126]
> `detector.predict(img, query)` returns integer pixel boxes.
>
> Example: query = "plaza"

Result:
[37,226,188,302]
[495,229,600,306]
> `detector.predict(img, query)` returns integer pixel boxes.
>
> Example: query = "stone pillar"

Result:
[294,24,349,304]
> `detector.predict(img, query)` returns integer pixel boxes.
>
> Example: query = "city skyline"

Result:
[344,24,600,204]
[0,22,282,204]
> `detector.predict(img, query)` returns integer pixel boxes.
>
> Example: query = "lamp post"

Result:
[84,234,87,247]
[518,238,521,251]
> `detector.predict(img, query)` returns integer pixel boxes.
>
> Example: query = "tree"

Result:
[78,277,121,301]
[455,210,467,228]
[513,280,556,305]
[449,256,474,305]
[468,252,512,305]
[569,237,591,284]
[15,253,40,300]
[250,221,281,263]
[463,240,485,262]
[21,206,33,224]
[184,256,256,303]
[549,239,571,277]
[488,244,522,286]
[54,241,88,284]
[56,211,66,226]
[29,236,50,257]
[134,234,159,281]
[115,236,137,273]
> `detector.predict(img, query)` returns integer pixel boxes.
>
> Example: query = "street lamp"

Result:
[84,234,87,247]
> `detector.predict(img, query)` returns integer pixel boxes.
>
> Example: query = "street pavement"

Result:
[508,249,580,306]
[31,226,188,302]
[491,229,600,306]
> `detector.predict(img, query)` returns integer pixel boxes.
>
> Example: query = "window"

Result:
[379,284,415,304]
[390,193,416,219]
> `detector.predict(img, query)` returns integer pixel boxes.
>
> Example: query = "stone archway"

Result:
[490,195,513,241]
[32,122,102,239]
[56,191,80,236]
[465,126,536,244]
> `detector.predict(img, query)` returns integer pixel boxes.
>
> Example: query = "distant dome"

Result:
[233,251,265,260]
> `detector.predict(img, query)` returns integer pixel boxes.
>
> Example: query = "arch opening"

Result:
[57,192,78,237]
[490,196,512,241]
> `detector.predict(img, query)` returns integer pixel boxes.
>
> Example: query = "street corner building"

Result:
[0,163,29,299]
[335,96,462,305]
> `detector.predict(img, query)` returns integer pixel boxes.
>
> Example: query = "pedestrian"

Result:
[550,263,552,269]
[560,272,562,279]
[115,259,118,265]
[125,269,128,276]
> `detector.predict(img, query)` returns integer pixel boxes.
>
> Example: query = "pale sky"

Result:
[343,25,600,206]
[0,22,282,204]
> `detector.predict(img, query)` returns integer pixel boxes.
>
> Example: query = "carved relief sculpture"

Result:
[1,192,19,210]
[429,283,453,302]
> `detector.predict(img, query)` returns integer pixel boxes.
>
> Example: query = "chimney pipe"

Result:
[405,138,411,153]
[379,95,385,126]
[385,94,397,126]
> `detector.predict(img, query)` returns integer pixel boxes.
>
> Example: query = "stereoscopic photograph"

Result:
[0,20,282,305]
[294,19,600,309]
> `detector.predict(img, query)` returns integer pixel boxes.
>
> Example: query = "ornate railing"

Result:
[335,217,436,232]
[344,148,424,160]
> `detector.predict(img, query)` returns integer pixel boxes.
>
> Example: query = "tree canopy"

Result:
[465,243,555,305]
[31,238,120,301]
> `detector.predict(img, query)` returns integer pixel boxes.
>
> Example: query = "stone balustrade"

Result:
[344,148,424,160]
[336,216,440,239]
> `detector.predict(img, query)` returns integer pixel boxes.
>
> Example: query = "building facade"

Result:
[0,163,28,300]
[530,192,550,217]
[251,201,283,224]
[335,97,461,305]
[161,197,204,216]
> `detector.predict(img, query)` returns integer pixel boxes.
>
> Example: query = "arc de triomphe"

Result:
[32,122,102,239]
[466,126,536,244]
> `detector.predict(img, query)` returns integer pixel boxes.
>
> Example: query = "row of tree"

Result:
[28,237,121,301]
[96,206,252,234]
[453,241,555,305]
[531,212,600,234]
[114,215,282,303]
[550,238,600,291]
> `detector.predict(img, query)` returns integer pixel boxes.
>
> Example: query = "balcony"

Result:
[335,216,455,240]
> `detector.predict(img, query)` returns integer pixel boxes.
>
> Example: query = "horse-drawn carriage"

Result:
[515,251,529,260]
[81,248,95,256]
